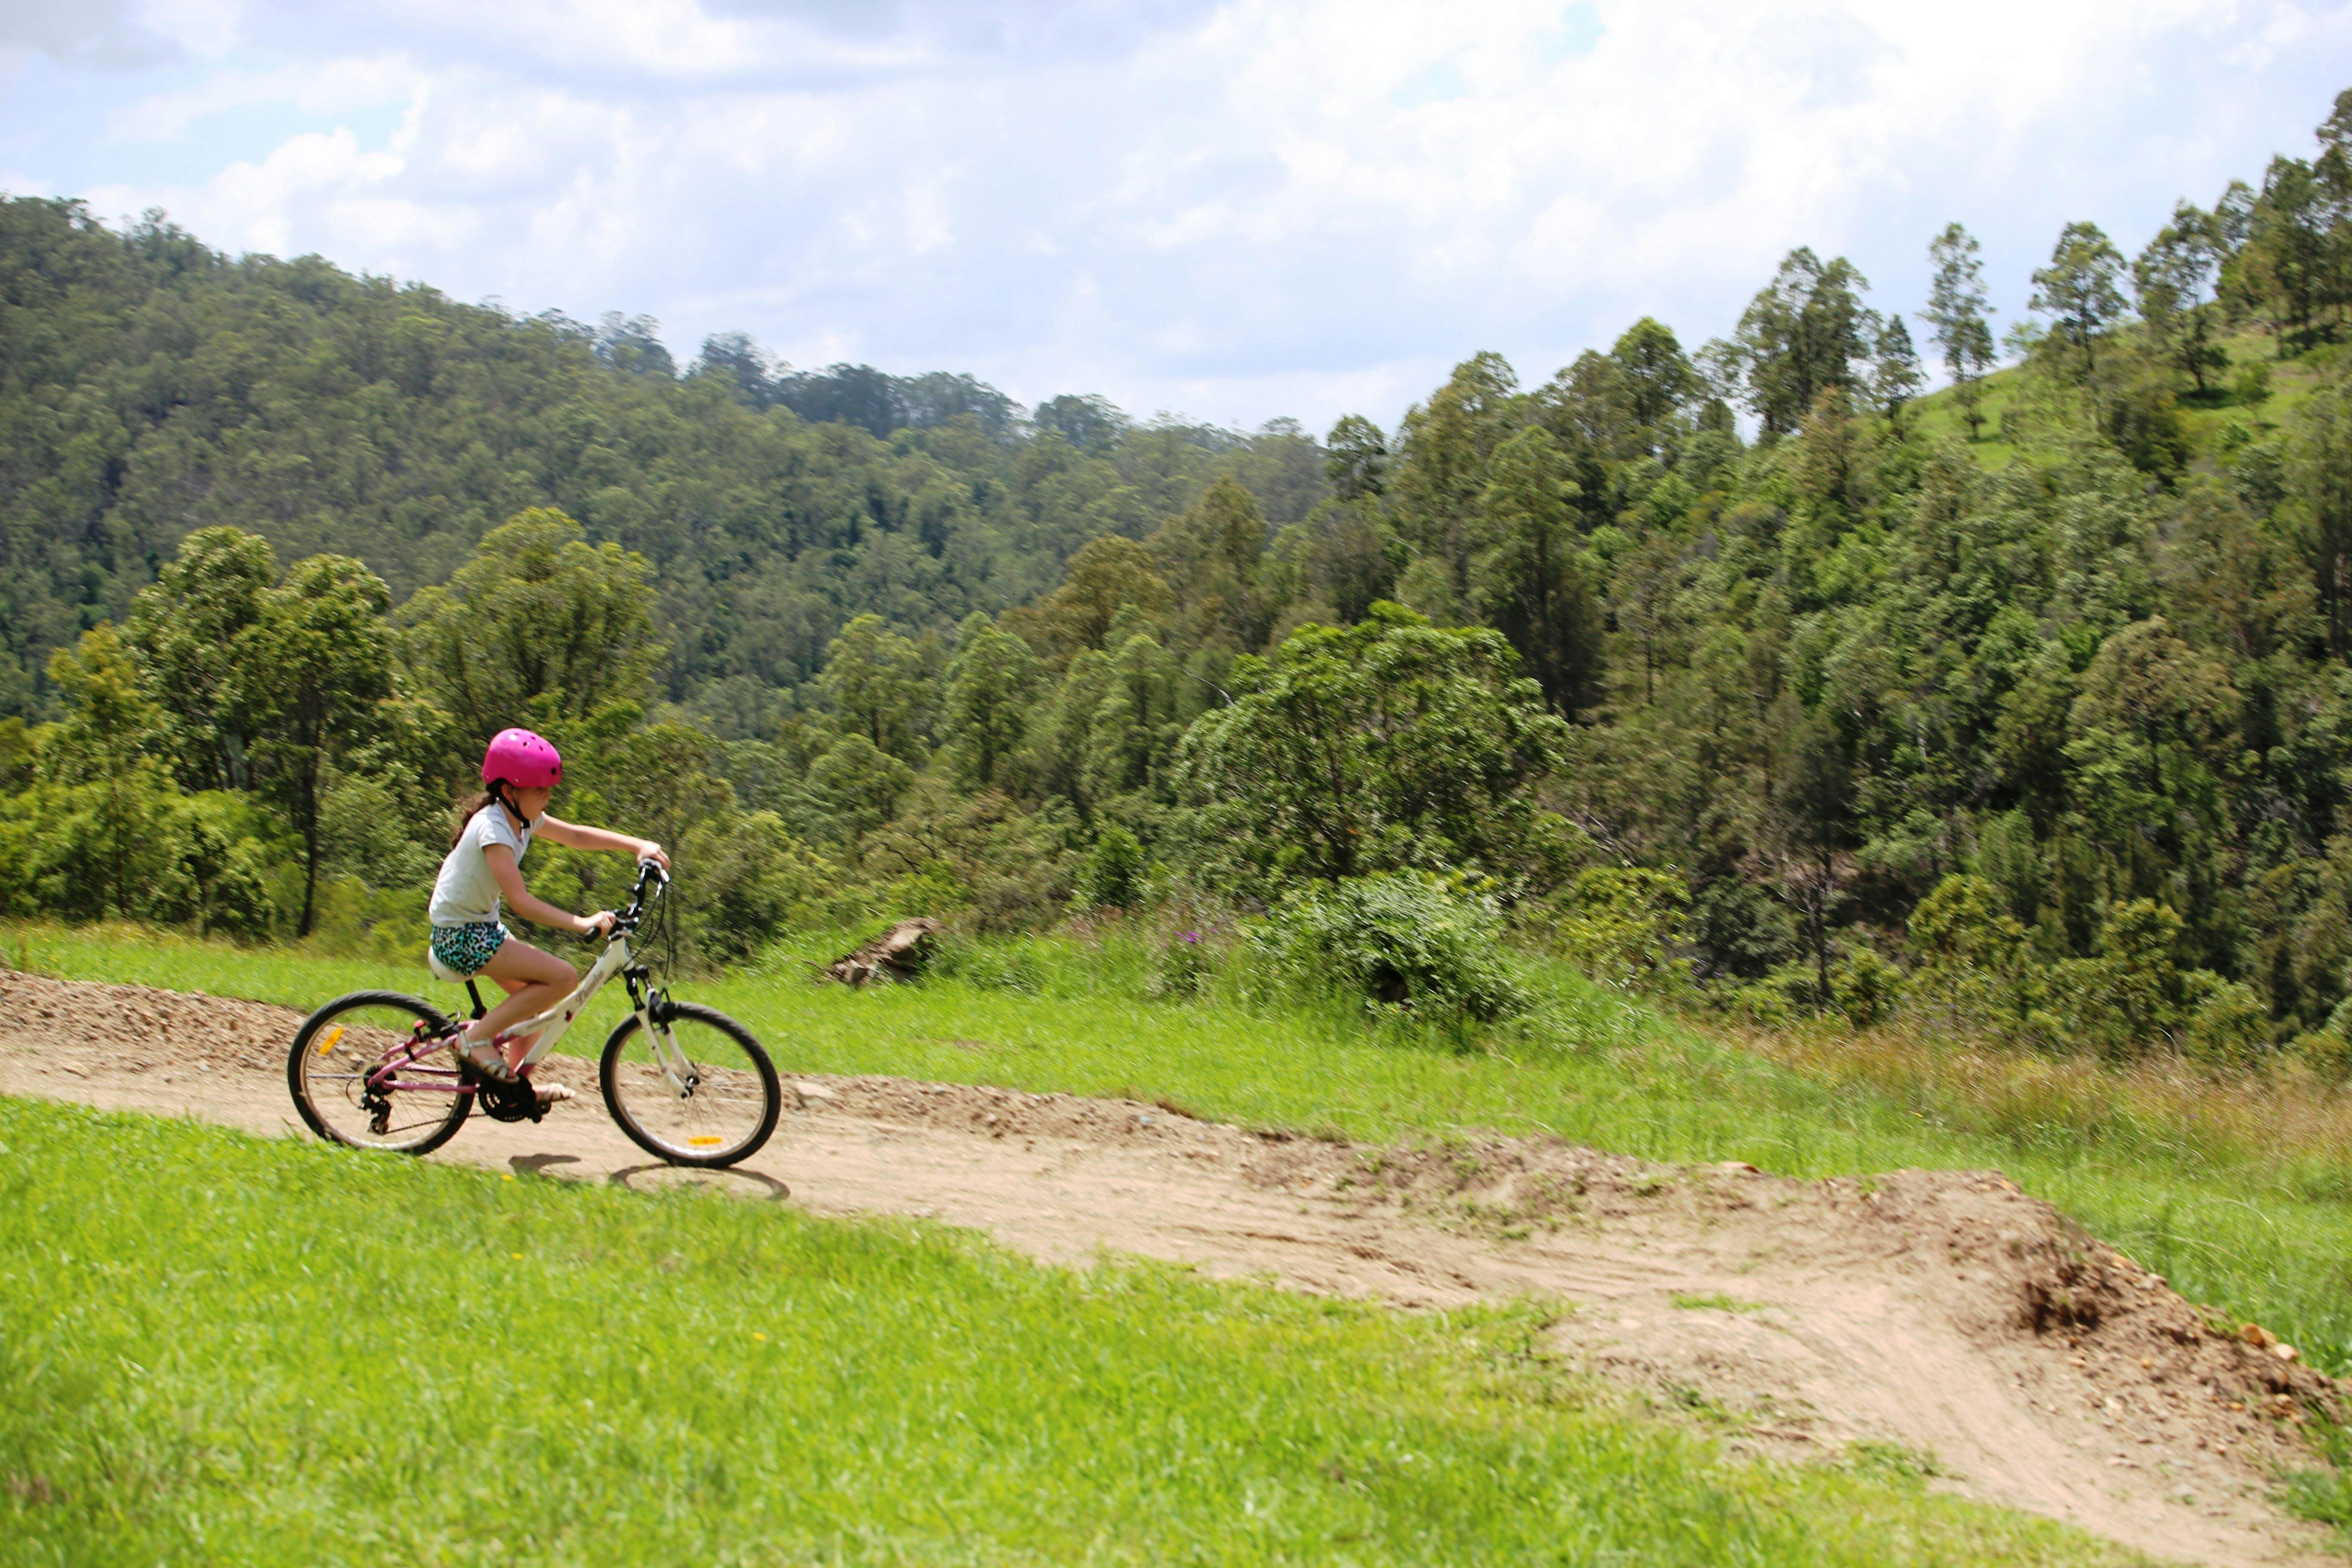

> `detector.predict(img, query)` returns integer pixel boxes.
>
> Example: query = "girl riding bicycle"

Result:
[430,728,668,1088]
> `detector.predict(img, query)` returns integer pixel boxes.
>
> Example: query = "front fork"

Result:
[623,968,696,1097]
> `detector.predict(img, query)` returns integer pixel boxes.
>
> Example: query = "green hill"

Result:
[0,198,1325,720]
[5,89,2352,1065]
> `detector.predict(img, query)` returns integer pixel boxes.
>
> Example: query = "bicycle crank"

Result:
[465,1066,548,1124]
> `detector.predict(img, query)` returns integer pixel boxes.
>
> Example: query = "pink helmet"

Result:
[482,728,562,789]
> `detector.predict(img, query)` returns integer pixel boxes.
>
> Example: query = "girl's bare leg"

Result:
[471,937,577,1072]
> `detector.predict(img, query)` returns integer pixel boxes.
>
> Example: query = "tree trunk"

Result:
[827,919,941,984]
[297,753,320,937]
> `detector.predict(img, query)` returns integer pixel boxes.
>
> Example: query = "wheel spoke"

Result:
[288,995,470,1155]
[602,1006,779,1167]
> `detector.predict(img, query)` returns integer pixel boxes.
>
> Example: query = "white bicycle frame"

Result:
[444,867,698,1095]
[504,936,633,1069]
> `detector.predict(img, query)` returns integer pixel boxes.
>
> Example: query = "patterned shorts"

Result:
[429,921,508,977]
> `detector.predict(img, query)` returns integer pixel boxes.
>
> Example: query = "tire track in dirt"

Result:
[2,971,2344,1568]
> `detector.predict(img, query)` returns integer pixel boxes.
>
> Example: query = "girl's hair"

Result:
[448,782,518,847]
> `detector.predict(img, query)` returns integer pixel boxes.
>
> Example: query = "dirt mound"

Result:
[1,969,2344,1566]
[0,971,300,1076]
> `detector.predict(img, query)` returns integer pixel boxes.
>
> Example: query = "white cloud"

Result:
[12,0,2352,427]
[107,55,423,141]
[0,0,176,67]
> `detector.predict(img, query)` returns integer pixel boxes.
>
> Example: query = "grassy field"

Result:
[0,1096,2143,1567]
[8,918,2352,1386]
[1905,328,2335,472]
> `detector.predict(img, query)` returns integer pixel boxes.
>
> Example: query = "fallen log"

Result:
[826,918,941,985]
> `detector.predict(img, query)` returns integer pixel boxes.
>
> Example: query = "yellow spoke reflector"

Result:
[687,1136,725,1148]
[316,1025,346,1056]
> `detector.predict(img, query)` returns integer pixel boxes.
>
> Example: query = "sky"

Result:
[4,0,2349,433]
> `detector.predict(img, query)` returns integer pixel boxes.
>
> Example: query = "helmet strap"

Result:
[490,779,538,830]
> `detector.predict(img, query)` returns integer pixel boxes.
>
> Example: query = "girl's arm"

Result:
[483,844,610,937]
[535,814,669,869]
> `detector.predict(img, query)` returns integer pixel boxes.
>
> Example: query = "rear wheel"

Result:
[600,1002,781,1168]
[288,991,472,1155]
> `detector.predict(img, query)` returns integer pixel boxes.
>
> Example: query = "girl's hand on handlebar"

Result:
[637,841,670,872]
[581,910,618,939]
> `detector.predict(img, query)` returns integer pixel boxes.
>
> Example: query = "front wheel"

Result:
[288,991,472,1155]
[600,1002,781,1168]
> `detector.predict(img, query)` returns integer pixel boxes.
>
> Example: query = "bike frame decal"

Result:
[506,937,636,1070]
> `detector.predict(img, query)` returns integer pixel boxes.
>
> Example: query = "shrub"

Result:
[2184,981,2271,1070]
[1689,876,1795,980]
[1905,874,2042,1038]
[2294,1026,2352,1082]
[857,785,1080,934]
[1831,948,1904,1029]
[1248,872,1528,1023]
[685,811,831,965]
[1554,867,1689,991]
[1078,824,1146,911]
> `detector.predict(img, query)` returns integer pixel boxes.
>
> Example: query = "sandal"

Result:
[533,1080,577,1104]
[453,1034,516,1082]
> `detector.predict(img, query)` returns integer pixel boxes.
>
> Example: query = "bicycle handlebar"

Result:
[613,857,670,931]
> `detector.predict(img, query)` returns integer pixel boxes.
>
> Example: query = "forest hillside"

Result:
[6,90,2352,1066]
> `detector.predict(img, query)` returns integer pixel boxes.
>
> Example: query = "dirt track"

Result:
[3,971,2346,1568]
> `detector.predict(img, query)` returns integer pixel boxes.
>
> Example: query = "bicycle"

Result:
[286,861,782,1168]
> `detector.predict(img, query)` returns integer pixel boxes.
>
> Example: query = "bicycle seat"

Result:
[426,947,469,986]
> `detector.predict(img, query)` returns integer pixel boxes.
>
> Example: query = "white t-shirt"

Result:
[429,805,534,927]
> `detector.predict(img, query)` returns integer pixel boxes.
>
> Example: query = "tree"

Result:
[1175,603,1571,892]
[401,509,662,743]
[774,363,904,436]
[2030,221,2130,387]
[1609,317,1700,437]
[1871,316,1925,422]
[694,331,775,406]
[37,626,176,920]
[2284,386,2352,655]
[1032,394,1130,453]
[1308,500,1401,624]
[1325,415,1389,501]
[1017,535,1173,655]
[225,555,395,936]
[1082,632,1185,806]
[941,613,1037,790]
[2064,619,2235,867]
[1609,533,1687,707]
[124,527,277,791]
[593,312,675,377]
[2134,204,2227,394]
[2237,156,2332,346]
[1469,427,1604,715]
[1152,478,1270,651]
[818,614,928,763]
[1922,224,1999,438]
[1390,352,1523,593]
[1730,248,1879,436]
[805,734,914,841]
[1767,711,1854,997]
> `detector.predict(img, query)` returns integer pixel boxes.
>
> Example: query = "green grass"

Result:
[0,1097,2138,1567]
[1905,328,2337,472]
[10,919,2352,1382]
[2286,1415,2352,1549]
